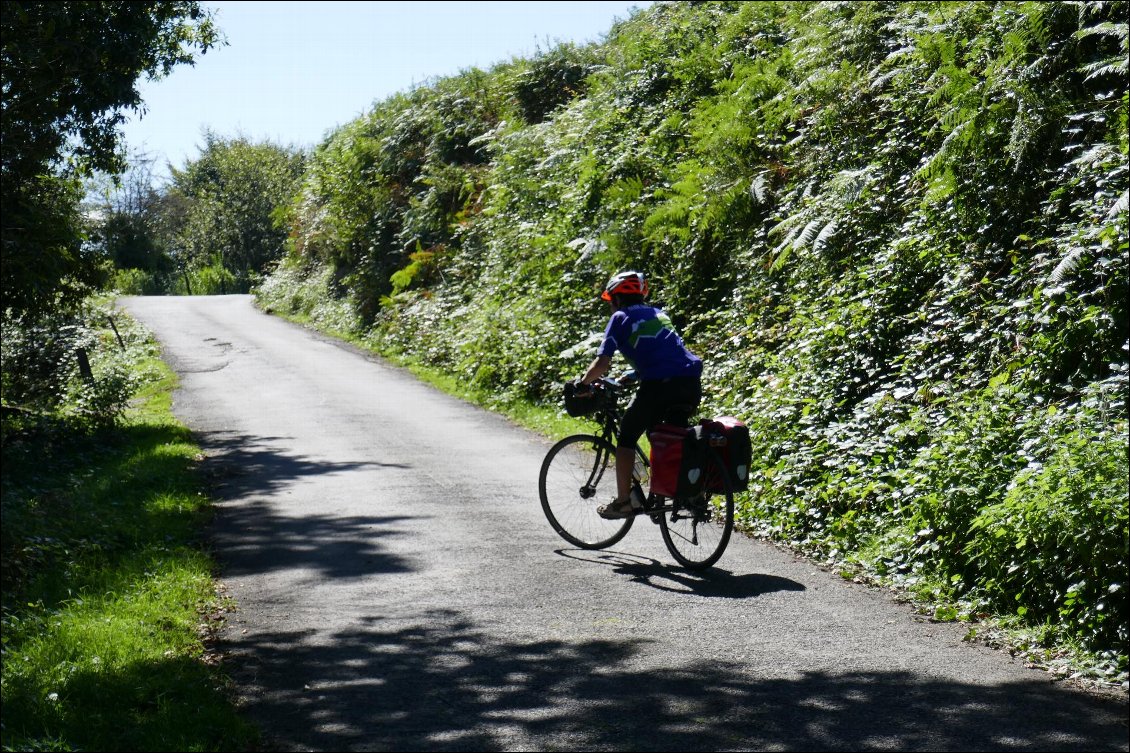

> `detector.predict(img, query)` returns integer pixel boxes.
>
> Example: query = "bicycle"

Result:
[538,377,735,570]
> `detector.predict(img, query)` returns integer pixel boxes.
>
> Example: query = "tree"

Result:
[167,132,305,289]
[88,152,170,274]
[1,1,220,316]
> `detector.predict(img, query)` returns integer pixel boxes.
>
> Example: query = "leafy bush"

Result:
[253,258,358,334]
[1,310,88,414]
[1,300,152,436]
[965,374,1128,650]
[508,43,600,124]
[107,267,164,295]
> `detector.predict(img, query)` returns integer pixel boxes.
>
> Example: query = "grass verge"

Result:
[1,329,257,751]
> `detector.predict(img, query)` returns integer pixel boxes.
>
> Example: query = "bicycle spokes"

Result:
[540,418,735,570]
[539,434,635,550]
[657,448,735,570]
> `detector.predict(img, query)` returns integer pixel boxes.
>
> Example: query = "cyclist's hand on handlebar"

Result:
[616,370,639,386]
[572,375,625,392]
[569,378,595,394]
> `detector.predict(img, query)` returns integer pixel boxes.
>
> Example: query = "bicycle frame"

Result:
[585,381,695,521]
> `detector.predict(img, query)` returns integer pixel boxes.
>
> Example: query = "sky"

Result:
[121,1,651,181]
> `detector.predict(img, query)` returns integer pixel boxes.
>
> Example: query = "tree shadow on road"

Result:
[209,498,416,580]
[222,610,1129,752]
[190,430,1127,750]
[194,430,419,580]
[195,430,411,500]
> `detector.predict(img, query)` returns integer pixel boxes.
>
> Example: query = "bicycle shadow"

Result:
[555,549,806,599]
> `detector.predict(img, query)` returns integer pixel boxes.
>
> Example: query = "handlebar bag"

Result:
[696,416,751,492]
[563,382,602,417]
[649,423,704,498]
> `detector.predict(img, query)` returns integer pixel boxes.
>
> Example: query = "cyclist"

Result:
[576,270,703,519]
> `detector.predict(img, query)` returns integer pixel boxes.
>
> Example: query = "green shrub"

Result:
[253,259,358,334]
[965,378,1129,651]
[1,300,147,432]
[169,258,241,295]
[508,43,600,124]
[107,267,161,295]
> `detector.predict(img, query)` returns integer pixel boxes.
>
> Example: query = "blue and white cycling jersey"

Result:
[597,304,702,380]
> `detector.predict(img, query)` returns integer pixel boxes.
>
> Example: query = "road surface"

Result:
[119,295,1128,752]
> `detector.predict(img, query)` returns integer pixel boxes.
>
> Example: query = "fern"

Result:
[767,210,837,269]
[749,171,771,204]
[1074,15,1129,80]
[1005,95,1043,168]
[828,166,876,204]
[767,209,807,271]
[1108,189,1129,219]
[767,243,793,272]
[918,116,977,192]
[1049,247,1086,285]
[794,219,823,252]
[1074,20,1129,46]
[868,65,899,93]
[1071,143,1122,170]
[767,207,807,246]
[813,219,839,254]
[1082,59,1129,80]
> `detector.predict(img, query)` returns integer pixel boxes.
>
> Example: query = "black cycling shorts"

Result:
[617,376,702,448]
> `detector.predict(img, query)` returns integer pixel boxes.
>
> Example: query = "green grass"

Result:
[1,349,257,751]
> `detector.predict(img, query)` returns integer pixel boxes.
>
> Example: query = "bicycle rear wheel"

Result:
[659,448,735,570]
[539,434,634,549]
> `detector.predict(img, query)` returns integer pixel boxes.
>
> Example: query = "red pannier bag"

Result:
[696,416,751,492]
[648,423,704,498]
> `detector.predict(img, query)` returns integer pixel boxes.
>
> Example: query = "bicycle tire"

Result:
[658,447,735,570]
[539,434,634,549]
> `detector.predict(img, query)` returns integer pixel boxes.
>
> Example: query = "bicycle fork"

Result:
[579,444,613,499]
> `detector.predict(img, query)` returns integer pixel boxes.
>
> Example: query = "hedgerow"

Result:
[254,1,1128,675]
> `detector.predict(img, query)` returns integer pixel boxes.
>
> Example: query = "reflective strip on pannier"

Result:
[696,416,751,492]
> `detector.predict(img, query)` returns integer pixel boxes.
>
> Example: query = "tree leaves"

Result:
[1,1,221,317]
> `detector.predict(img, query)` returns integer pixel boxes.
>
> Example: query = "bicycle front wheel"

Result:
[539,434,634,549]
[659,448,735,570]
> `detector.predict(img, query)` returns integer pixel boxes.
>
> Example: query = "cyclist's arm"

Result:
[580,355,613,385]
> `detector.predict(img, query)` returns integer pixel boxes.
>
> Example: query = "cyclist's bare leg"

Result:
[615,445,635,502]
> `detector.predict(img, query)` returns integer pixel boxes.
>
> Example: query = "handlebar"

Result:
[564,374,636,419]
[577,373,636,393]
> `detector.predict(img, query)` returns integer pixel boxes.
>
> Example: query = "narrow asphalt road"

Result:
[119,295,1127,752]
